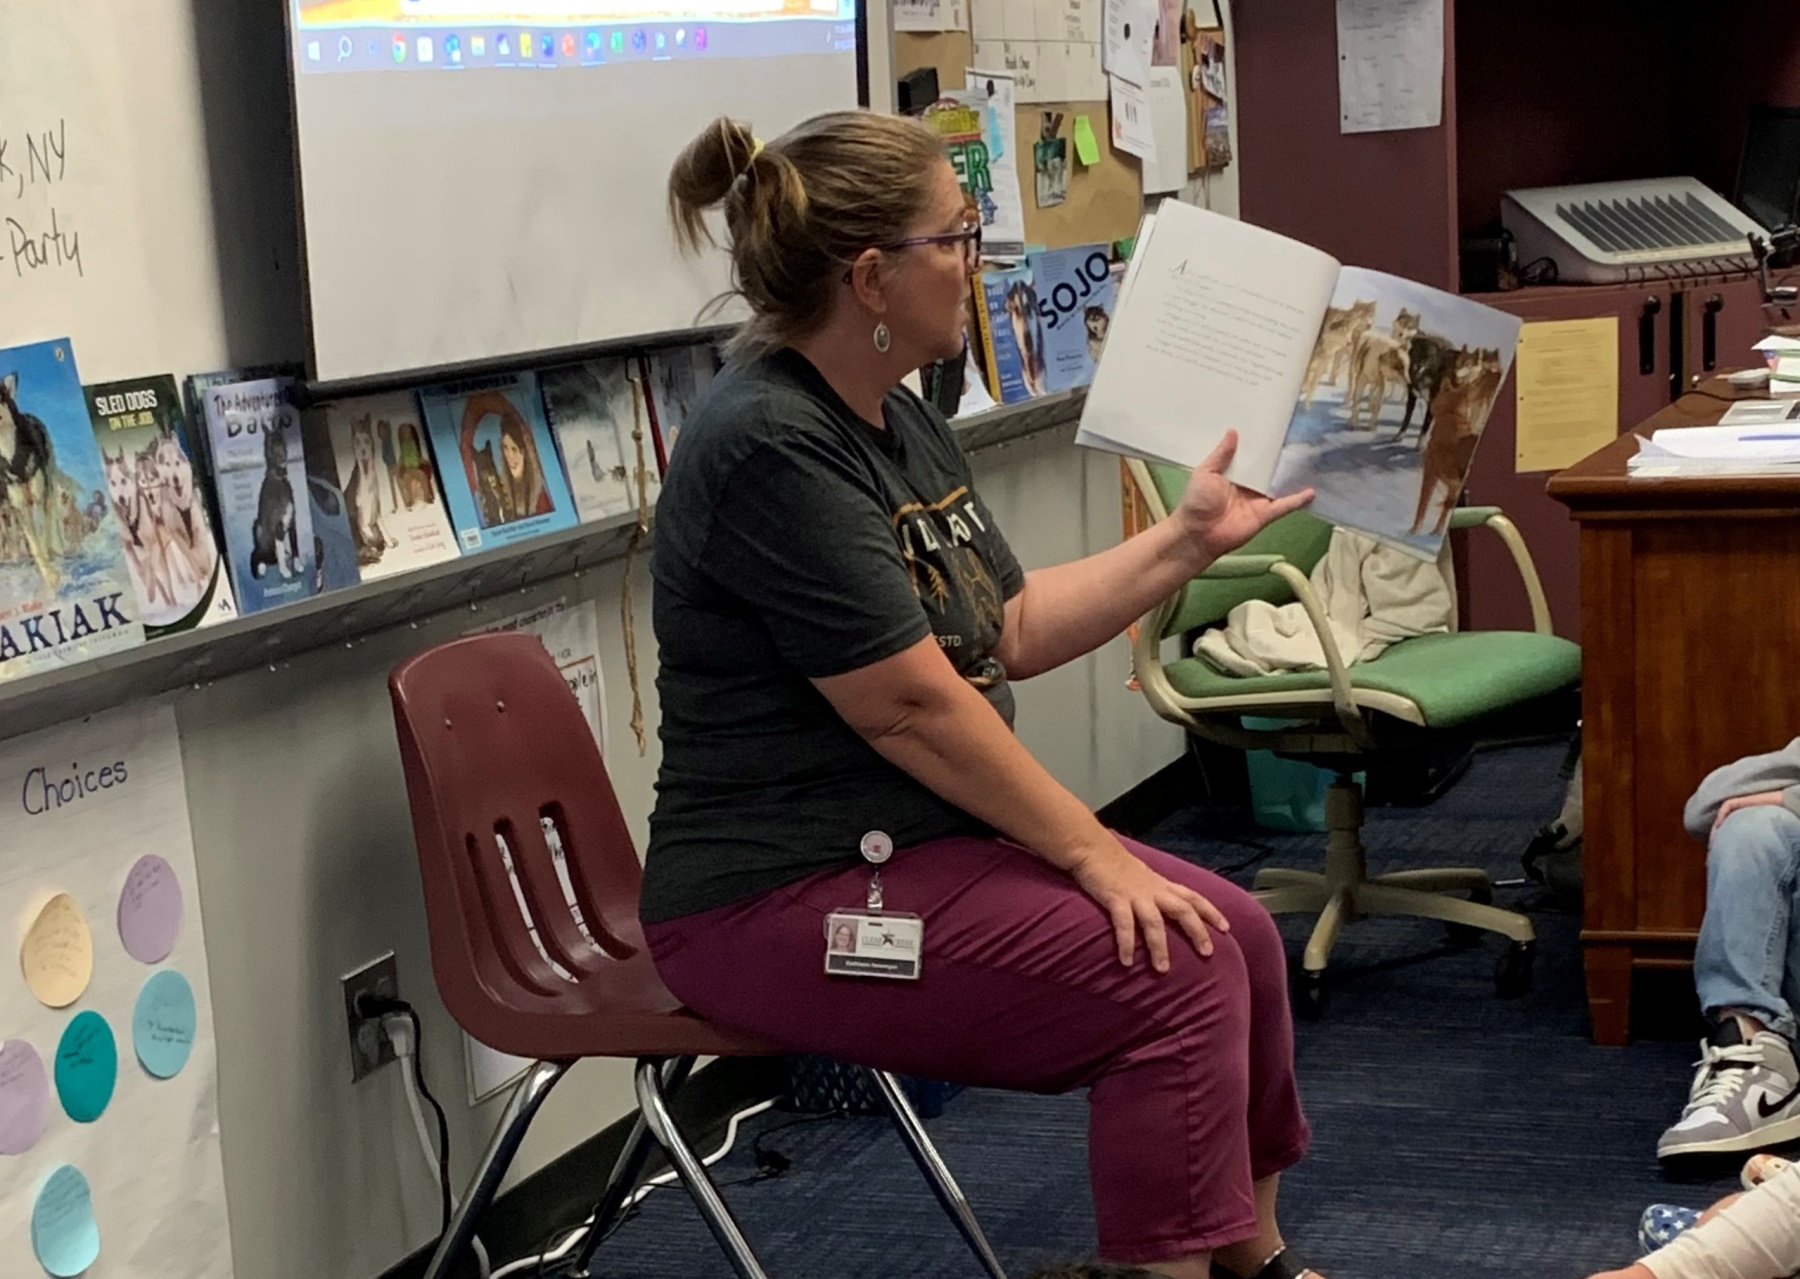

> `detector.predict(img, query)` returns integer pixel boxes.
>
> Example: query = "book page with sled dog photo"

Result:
[1077,201,1520,559]
[1270,268,1521,558]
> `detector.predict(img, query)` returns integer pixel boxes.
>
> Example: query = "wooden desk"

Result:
[1549,380,1800,1045]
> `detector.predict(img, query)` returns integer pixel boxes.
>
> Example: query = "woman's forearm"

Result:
[820,642,1116,871]
[1001,518,1209,679]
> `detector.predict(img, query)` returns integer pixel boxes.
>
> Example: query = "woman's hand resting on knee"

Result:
[1068,841,1230,971]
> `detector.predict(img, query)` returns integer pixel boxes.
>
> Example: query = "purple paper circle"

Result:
[0,1038,50,1155]
[117,855,184,964]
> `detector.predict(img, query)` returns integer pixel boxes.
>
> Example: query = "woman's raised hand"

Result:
[1172,430,1314,563]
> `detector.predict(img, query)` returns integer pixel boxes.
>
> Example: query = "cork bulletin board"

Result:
[896,30,1146,249]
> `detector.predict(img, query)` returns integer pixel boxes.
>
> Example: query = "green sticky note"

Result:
[1073,115,1100,166]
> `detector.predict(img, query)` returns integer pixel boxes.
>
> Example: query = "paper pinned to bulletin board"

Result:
[0,703,230,1279]
[1514,317,1620,472]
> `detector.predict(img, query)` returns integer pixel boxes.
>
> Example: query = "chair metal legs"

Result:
[564,1059,691,1277]
[422,1058,570,1279]
[634,1056,772,1279]
[868,1068,1010,1279]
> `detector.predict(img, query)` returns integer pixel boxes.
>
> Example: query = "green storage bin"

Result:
[1242,717,1363,833]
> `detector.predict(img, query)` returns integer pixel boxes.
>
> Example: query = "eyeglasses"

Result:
[844,219,983,281]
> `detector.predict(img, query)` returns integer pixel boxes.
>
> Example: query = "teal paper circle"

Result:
[54,1011,117,1124]
[31,1164,100,1278]
[133,970,197,1079]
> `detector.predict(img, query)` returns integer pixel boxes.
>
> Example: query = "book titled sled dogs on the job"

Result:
[0,338,145,680]
[1076,202,1524,559]
[86,374,238,637]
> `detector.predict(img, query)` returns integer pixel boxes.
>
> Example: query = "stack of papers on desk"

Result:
[1753,335,1800,395]
[1629,423,1800,476]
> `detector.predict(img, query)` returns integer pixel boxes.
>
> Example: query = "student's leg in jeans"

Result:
[1696,805,1800,1038]
[643,834,1310,1275]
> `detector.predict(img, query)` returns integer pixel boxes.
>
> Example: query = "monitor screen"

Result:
[288,0,862,383]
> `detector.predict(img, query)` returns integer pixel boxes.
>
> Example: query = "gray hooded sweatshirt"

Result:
[1683,737,1800,841]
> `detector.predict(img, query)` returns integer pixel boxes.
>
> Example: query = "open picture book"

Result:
[1077,201,1524,559]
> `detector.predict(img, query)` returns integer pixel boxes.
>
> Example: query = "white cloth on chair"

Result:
[1194,528,1453,677]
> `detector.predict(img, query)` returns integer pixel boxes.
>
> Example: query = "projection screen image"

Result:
[288,0,861,382]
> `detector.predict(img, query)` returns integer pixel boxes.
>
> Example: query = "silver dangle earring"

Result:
[872,321,892,353]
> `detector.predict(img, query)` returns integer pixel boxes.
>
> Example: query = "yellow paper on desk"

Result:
[1514,317,1619,472]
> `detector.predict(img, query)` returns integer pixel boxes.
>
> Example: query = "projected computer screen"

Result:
[288,0,861,383]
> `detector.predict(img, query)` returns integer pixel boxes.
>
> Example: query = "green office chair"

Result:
[1126,460,1582,1015]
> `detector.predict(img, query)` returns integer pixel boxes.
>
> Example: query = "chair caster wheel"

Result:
[1495,941,1535,999]
[1293,969,1327,1020]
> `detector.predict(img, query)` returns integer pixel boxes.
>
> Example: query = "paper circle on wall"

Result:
[0,1038,50,1155]
[31,1164,100,1278]
[21,893,93,1008]
[117,854,184,964]
[133,970,197,1079]
[54,1012,116,1124]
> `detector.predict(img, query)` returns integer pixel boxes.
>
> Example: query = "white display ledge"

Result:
[0,388,1086,745]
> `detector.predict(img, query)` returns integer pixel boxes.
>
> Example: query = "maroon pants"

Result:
[643,834,1310,1264]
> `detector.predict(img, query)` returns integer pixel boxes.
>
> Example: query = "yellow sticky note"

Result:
[1073,115,1100,166]
[22,894,93,1009]
[1514,316,1620,473]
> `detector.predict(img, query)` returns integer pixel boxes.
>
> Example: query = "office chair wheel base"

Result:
[1445,888,1493,948]
[1495,941,1535,999]
[1293,969,1327,1020]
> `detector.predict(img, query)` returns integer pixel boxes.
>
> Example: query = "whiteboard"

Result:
[0,1,302,385]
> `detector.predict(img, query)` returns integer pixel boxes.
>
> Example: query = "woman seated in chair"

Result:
[642,108,1322,1279]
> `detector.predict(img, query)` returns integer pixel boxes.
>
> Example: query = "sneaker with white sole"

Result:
[1658,1020,1800,1159]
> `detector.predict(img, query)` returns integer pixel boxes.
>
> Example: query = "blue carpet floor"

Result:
[575,744,1742,1279]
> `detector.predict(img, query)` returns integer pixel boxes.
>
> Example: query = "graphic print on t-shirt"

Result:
[891,484,1006,666]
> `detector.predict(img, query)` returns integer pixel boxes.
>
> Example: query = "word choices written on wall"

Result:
[0,704,228,1279]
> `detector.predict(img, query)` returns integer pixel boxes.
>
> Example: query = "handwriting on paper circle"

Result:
[118,854,184,964]
[0,1038,49,1155]
[21,893,93,1008]
[31,1164,100,1278]
[133,970,197,1079]
[54,1011,116,1124]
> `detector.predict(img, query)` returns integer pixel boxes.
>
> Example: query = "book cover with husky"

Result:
[419,370,576,553]
[972,264,1038,404]
[541,358,657,523]
[1029,244,1118,394]
[0,338,145,680]
[296,409,363,596]
[314,391,458,581]
[644,344,723,474]
[200,377,319,615]
[85,374,238,638]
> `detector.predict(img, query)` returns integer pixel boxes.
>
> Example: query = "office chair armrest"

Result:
[1130,556,1368,749]
[1449,508,1553,635]
[1200,553,1285,579]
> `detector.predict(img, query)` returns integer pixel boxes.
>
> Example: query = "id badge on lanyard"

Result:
[824,831,924,981]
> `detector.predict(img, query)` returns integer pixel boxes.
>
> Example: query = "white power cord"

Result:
[488,1096,778,1279]
[384,1014,493,1279]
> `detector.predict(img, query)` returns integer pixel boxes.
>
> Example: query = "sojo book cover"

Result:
[85,374,238,638]
[0,337,144,679]
[201,377,319,615]
[420,371,576,553]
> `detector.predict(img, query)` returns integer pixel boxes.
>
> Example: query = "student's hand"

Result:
[1174,431,1315,563]
[1715,791,1789,834]
[1066,840,1229,971]
[1585,1267,1655,1279]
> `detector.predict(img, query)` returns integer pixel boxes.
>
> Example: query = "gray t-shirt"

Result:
[641,349,1026,924]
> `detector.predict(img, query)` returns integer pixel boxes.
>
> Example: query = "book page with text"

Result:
[1076,200,1340,491]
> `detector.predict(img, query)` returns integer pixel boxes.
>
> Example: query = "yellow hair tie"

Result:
[752,137,765,157]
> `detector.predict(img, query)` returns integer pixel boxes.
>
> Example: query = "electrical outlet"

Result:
[341,952,400,1082]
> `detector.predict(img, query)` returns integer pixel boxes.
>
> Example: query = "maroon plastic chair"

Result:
[390,631,1007,1279]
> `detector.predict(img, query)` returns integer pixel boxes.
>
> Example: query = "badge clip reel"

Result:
[823,831,924,981]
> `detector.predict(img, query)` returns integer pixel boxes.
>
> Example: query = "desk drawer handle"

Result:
[1639,295,1661,376]
[1704,293,1723,372]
